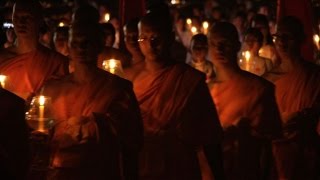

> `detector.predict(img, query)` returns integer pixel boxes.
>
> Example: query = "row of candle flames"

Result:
[1,59,123,133]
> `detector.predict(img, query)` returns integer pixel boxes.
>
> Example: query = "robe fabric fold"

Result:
[0,46,68,100]
[210,70,282,180]
[44,70,143,180]
[134,63,222,180]
[270,61,320,180]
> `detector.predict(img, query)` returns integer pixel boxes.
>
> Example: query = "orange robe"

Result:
[44,70,143,180]
[210,70,282,180]
[0,89,29,179]
[269,61,320,180]
[134,63,222,180]
[0,46,68,100]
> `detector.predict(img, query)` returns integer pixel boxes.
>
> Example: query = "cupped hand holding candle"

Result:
[102,59,124,77]
[26,96,54,133]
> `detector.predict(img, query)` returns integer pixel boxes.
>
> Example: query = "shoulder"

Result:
[38,45,68,62]
[42,74,72,94]
[240,70,275,91]
[0,48,17,63]
[172,63,206,78]
[98,69,133,90]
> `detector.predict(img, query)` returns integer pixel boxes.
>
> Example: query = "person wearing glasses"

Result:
[208,22,282,180]
[134,11,224,180]
[123,18,145,82]
[264,16,320,180]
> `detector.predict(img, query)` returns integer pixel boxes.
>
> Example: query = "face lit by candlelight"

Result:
[138,23,166,61]
[69,23,104,65]
[12,2,41,38]
[273,16,305,58]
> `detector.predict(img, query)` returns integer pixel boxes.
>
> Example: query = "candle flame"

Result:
[202,21,209,29]
[186,18,192,25]
[108,59,117,69]
[313,34,320,50]
[191,26,198,34]
[313,34,319,43]
[171,0,180,4]
[58,22,65,27]
[104,13,110,22]
[244,51,251,62]
[39,96,45,106]
[0,75,6,87]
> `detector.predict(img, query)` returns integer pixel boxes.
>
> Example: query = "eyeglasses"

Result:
[137,36,162,46]
[192,45,208,51]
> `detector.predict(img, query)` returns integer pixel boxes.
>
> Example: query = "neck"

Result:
[72,63,98,84]
[279,54,301,72]
[212,59,240,82]
[131,52,144,64]
[14,37,39,54]
[144,57,169,72]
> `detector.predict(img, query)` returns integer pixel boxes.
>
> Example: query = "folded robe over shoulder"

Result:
[134,63,223,180]
[0,46,68,100]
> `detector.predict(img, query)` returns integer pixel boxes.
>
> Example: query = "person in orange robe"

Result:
[208,22,282,180]
[42,20,143,180]
[133,11,224,180]
[122,18,145,82]
[264,16,320,180]
[0,88,29,179]
[0,0,68,101]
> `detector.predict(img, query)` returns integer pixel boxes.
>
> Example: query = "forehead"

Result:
[209,31,232,42]
[245,34,258,39]
[14,3,37,15]
[139,22,161,34]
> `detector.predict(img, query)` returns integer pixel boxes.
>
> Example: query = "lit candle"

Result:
[0,75,6,88]
[38,96,45,132]
[109,59,116,74]
[243,51,251,71]
[104,13,110,22]
[58,22,65,27]
[102,59,124,77]
[186,18,192,30]
[313,34,320,50]
[202,21,209,35]
[171,0,180,4]
[191,26,198,35]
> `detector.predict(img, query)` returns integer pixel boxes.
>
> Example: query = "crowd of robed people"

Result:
[0,0,319,180]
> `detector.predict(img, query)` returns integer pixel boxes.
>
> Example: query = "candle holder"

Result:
[0,75,7,89]
[238,50,252,72]
[102,59,124,77]
[25,96,54,134]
